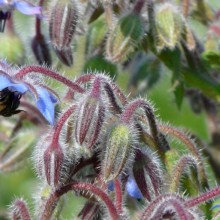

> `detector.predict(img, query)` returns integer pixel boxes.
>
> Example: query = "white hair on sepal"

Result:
[8,197,31,220]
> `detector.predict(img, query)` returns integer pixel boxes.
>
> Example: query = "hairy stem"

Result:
[41,182,119,220]
[15,66,84,93]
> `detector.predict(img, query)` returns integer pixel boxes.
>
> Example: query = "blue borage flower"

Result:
[108,176,143,200]
[211,204,220,210]
[126,176,144,199]
[0,62,58,125]
[0,0,42,32]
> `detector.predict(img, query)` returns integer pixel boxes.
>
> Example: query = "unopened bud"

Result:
[43,141,64,187]
[49,0,78,65]
[49,0,78,47]
[102,123,135,181]
[106,13,143,62]
[75,76,106,148]
[31,34,52,66]
[132,148,162,201]
[155,3,184,51]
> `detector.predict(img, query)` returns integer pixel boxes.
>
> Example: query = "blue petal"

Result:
[108,181,114,192]
[211,204,220,210]
[14,1,41,15]
[126,176,143,199]
[33,87,58,125]
[0,0,6,7]
[0,75,28,93]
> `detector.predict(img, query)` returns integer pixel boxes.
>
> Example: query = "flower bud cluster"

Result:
[13,70,211,219]
[1,0,220,219]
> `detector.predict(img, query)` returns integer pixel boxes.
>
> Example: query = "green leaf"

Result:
[83,56,118,78]
[173,81,184,109]
[202,50,220,71]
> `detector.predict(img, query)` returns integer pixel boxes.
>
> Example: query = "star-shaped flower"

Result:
[0,61,58,125]
[0,0,41,32]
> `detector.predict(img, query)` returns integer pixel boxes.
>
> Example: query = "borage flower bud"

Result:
[43,140,64,188]
[102,122,136,181]
[35,105,76,187]
[106,13,144,62]
[75,76,106,149]
[131,148,162,201]
[155,3,184,51]
[49,0,78,66]
[34,134,64,188]
[31,34,52,66]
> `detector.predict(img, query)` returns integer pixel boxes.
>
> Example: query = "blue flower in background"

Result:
[0,70,58,125]
[0,0,41,32]
[126,176,144,199]
[107,176,144,200]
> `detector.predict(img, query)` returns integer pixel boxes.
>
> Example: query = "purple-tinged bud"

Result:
[75,76,106,149]
[35,105,77,187]
[132,148,162,201]
[54,46,73,67]
[43,140,64,188]
[49,0,78,65]
[31,34,52,66]
[9,198,31,220]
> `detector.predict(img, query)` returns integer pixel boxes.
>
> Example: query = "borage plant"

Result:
[1,0,220,219]
[0,61,218,219]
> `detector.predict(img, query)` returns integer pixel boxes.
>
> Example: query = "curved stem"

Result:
[158,124,209,189]
[169,155,199,193]
[141,194,185,219]
[67,74,127,109]
[41,182,119,220]
[52,104,76,145]
[149,199,189,220]
[121,99,161,152]
[12,199,31,220]
[15,66,85,93]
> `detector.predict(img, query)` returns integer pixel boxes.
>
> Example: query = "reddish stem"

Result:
[52,104,76,145]
[114,179,123,214]
[41,182,119,220]
[12,199,31,220]
[15,66,85,93]
[185,186,220,208]
[35,0,44,37]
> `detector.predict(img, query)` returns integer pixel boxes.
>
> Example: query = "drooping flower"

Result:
[107,177,143,200]
[126,176,144,199]
[0,61,58,125]
[0,0,42,32]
